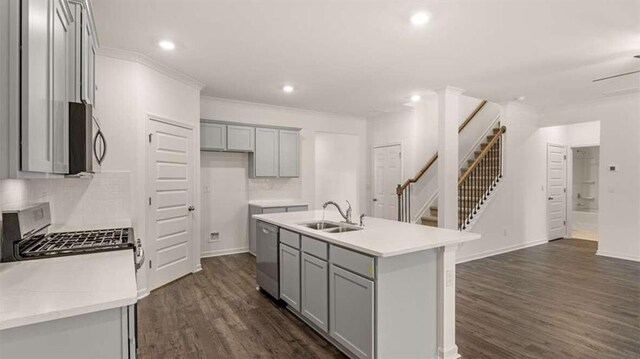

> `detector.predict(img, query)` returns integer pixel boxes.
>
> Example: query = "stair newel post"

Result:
[407,185,411,223]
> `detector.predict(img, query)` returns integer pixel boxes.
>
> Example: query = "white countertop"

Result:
[253,210,480,257]
[249,199,309,208]
[0,251,138,330]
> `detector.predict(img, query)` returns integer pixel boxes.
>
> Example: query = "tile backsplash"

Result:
[0,172,132,232]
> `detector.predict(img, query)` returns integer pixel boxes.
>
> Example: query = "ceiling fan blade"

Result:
[592,70,640,82]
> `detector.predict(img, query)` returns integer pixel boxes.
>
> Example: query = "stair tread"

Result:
[421,215,438,221]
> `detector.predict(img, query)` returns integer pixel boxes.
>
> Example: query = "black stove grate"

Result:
[18,228,134,258]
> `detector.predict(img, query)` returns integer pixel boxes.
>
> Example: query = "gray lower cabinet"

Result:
[0,305,136,358]
[329,264,375,359]
[301,253,329,332]
[200,122,226,151]
[279,243,301,311]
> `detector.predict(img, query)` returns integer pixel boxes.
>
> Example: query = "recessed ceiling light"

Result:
[517,96,526,101]
[283,85,294,93]
[158,40,175,50]
[410,94,422,102]
[410,11,431,26]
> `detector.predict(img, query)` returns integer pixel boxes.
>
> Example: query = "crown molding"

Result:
[96,47,205,91]
[501,101,539,114]
[436,86,466,96]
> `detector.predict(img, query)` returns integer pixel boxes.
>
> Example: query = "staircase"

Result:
[421,124,504,229]
[396,100,506,230]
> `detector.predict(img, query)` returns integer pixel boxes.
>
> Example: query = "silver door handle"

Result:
[188,206,196,212]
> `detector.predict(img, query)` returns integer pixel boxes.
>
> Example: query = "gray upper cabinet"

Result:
[200,119,300,178]
[279,244,301,312]
[52,0,71,174]
[279,129,299,177]
[21,0,72,174]
[329,264,375,359]
[301,253,329,332]
[226,125,255,152]
[252,127,279,177]
[80,4,96,106]
[200,122,227,151]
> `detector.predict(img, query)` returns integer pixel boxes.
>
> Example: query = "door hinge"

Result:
[148,133,153,143]
[148,197,152,206]
[564,154,567,160]
[563,220,566,225]
[564,188,566,193]
[398,152,402,159]
[149,260,152,269]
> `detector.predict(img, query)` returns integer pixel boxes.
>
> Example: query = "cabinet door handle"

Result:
[261,228,270,234]
[188,206,196,212]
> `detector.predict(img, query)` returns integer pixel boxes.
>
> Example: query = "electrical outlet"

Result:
[209,232,220,242]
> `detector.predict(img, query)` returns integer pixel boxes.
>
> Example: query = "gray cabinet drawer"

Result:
[287,205,308,212]
[280,229,300,249]
[330,246,375,279]
[263,207,286,214]
[302,236,328,260]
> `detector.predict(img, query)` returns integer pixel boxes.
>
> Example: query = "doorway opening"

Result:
[571,146,599,241]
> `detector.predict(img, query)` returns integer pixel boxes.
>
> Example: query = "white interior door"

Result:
[547,144,567,240]
[147,119,195,290]
[373,145,401,220]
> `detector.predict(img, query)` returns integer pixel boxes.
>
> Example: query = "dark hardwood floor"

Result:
[457,239,640,359]
[138,239,640,358]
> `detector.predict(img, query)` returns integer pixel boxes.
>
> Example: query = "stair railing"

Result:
[396,100,487,222]
[458,126,506,229]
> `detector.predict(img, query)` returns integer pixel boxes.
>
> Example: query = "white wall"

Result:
[94,51,202,295]
[199,97,368,257]
[457,103,548,261]
[315,132,360,213]
[541,95,640,261]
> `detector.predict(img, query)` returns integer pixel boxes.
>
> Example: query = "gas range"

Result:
[1,203,143,268]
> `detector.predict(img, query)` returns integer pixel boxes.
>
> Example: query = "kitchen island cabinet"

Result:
[254,210,480,359]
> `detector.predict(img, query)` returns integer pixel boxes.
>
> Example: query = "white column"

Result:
[436,86,464,359]
[438,244,460,359]
[437,86,464,229]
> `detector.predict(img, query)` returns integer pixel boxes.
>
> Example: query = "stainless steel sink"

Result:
[299,221,363,233]
[323,226,363,233]
[301,221,340,230]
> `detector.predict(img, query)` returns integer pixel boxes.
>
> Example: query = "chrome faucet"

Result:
[323,200,355,225]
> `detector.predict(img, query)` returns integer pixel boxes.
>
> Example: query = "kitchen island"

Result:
[253,210,480,359]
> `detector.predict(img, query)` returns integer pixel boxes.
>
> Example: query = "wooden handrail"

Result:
[396,99,488,195]
[458,126,506,185]
[458,100,487,133]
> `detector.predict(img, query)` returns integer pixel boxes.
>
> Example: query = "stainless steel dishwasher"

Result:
[256,221,279,299]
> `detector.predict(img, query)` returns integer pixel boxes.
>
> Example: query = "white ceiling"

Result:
[92,0,640,116]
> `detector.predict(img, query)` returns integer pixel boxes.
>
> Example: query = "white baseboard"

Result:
[456,238,549,264]
[201,247,250,258]
[596,250,640,262]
